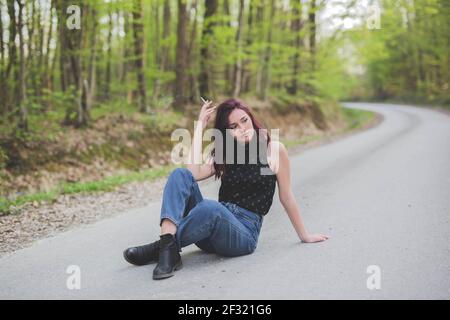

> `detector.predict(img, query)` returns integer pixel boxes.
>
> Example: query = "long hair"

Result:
[211,98,271,180]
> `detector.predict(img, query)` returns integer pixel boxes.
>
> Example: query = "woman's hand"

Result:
[198,99,217,127]
[301,233,330,243]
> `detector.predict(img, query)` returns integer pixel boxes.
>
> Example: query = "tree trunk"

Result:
[222,0,233,95]
[198,0,218,99]
[0,0,4,72]
[76,2,87,127]
[6,0,17,79]
[173,0,188,109]
[259,0,274,101]
[308,0,316,72]
[154,0,171,100]
[187,0,199,104]
[27,0,38,97]
[83,4,98,121]
[255,0,264,96]
[58,0,87,127]
[120,11,131,100]
[152,0,161,102]
[44,0,55,97]
[232,0,245,97]
[120,12,134,104]
[17,0,28,131]
[36,0,45,98]
[160,0,171,96]
[5,0,18,115]
[57,0,70,93]
[0,0,6,114]
[132,0,148,113]
[287,0,303,95]
[104,2,113,100]
[242,0,254,94]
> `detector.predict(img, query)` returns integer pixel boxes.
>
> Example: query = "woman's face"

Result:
[227,108,254,143]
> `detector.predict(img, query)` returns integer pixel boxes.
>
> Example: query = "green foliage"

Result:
[341,108,375,131]
[0,0,391,216]
[348,0,450,103]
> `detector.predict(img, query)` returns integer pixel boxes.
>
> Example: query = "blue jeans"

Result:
[159,167,264,257]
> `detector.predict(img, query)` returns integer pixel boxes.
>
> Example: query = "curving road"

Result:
[0,103,449,299]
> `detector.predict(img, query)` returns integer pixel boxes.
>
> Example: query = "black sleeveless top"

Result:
[218,133,277,216]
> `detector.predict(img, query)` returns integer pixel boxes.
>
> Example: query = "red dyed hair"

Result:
[211,98,271,180]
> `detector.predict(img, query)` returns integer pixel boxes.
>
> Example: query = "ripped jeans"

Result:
[159,167,263,257]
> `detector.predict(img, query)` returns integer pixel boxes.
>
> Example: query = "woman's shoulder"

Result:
[267,140,287,156]
[266,140,288,174]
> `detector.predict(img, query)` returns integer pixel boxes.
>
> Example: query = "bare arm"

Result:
[186,100,216,181]
[273,141,330,243]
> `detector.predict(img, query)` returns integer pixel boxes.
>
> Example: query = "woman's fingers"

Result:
[203,101,213,110]
[206,106,217,113]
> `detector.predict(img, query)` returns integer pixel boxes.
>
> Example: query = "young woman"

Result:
[123,98,329,280]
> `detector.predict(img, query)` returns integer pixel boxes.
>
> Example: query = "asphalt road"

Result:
[1,102,449,299]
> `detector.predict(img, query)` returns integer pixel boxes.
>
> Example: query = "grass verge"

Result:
[0,164,178,216]
[281,106,376,148]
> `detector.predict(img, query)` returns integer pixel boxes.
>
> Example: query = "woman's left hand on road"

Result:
[301,233,330,243]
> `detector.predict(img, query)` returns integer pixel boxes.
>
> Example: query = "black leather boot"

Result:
[123,240,160,266]
[152,233,183,280]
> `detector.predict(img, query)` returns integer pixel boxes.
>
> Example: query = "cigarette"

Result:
[200,96,207,104]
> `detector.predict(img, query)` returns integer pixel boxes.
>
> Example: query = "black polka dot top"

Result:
[218,132,277,216]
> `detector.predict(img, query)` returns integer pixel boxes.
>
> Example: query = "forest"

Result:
[0,0,446,130]
[0,0,448,212]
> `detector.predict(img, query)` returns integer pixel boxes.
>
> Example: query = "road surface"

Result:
[1,102,449,299]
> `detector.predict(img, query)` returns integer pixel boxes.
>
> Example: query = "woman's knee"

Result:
[166,168,196,191]
[170,167,194,181]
